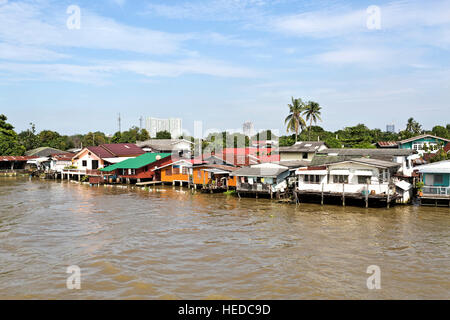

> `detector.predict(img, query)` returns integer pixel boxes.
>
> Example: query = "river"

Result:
[0,177,448,299]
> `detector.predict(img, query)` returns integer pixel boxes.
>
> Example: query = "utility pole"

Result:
[118,113,122,133]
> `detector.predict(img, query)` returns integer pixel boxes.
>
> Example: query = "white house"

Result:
[296,158,406,198]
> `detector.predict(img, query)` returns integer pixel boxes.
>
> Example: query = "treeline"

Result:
[0,114,152,155]
[280,118,450,148]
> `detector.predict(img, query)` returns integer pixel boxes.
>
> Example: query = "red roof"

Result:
[85,143,145,159]
[52,153,75,161]
[444,142,450,153]
[377,141,398,147]
[100,143,145,157]
[0,156,38,161]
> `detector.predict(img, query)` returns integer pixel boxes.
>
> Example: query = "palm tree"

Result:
[285,97,306,142]
[303,101,322,140]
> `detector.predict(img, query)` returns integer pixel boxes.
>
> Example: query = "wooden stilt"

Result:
[321,183,324,205]
[342,183,345,206]
[365,183,369,208]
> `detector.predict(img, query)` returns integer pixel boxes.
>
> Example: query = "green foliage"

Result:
[303,101,322,140]
[324,137,342,148]
[428,149,450,163]
[156,130,172,139]
[279,134,295,147]
[285,97,307,142]
[18,123,40,151]
[405,117,422,135]
[111,127,150,143]
[415,181,424,191]
[0,114,25,155]
[431,125,449,139]
[38,130,74,150]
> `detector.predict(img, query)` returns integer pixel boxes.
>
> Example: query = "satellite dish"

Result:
[156,155,161,160]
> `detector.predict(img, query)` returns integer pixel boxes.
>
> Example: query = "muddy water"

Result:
[0,177,448,299]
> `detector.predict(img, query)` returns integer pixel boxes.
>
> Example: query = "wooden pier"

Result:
[295,190,400,208]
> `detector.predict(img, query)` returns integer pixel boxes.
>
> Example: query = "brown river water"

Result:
[0,177,449,299]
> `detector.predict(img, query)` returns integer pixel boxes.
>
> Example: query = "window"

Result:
[434,174,443,185]
[333,175,348,184]
[304,175,321,184]
[182,167,189,175]
[91,160,99,170]
[166,168,172,176]
[358,176,371,184]
[82,160,87,167]
[303,153,308,159]
[197,170,201,178]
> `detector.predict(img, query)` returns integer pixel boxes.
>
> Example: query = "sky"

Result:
[0,0,449,136]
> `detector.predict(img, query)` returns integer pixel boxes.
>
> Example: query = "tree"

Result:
[156,130,172,139]
[405,117,422,135]
[431,125,449,139]
[303,101,322,140]
[0,114,26,155]
[285,97,306,142]
[38,130,71,150]
[18,123,40,151]
[110,132,121,143]
[138,128,150,141]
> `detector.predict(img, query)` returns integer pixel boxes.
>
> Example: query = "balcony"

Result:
[237,183,271,193]
[61,168,101,176]
[422,186,450,198]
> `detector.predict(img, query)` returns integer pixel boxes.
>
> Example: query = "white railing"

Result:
[423,186,450,196]
[297,183,392,195]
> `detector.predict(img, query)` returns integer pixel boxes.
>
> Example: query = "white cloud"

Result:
[272,9,366,37]
[0,57,259,85]
[0,1,188,55]
[270,0,450,39]
[0,43,69,61]
[145,0,271,21]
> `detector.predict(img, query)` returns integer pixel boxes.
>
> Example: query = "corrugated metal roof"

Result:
[231,167,288,177]
[319,148,414,156]
[279,141,326,153]
[100,143,145,157]
[100,153,172,172]
[398,134,450,145]
[377,141,398,147]
[25,147,67,157]
[346,158,401,168]
[0,156,38,161]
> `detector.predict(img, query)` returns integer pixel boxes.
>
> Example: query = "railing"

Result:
[237,183,271,192]
[61,169,101,176]
[297,183,393,195]
[422,186,450,196]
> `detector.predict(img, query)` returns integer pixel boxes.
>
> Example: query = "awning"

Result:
[203,169,231,174]
[295,170,327,175]
[355,170,373,176]
[103,157,134,164]
[330,169,350,175]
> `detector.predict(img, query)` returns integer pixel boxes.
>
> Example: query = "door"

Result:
[91,160,99,170]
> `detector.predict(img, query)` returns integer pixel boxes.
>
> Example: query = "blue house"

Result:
[398,134,450,154]
[416,160,450,204]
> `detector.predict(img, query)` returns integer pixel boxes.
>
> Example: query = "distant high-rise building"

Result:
[243,121,254,137]
[146,117,183,138]
[386,124,395,133]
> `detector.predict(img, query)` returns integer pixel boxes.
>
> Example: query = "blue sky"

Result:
[0,0,449,136]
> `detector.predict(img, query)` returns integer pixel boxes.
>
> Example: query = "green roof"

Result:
[100,153,171,172]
